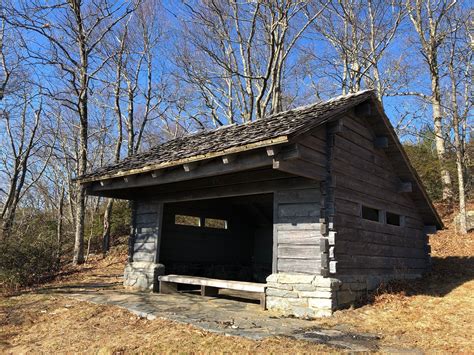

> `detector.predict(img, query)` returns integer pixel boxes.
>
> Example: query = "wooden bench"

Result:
[158,274,267,309]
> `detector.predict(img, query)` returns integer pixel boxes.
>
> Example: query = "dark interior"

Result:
[160,193,273,283]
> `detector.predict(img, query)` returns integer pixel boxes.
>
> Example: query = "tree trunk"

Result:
[430,70,453,201]
[56,187,65,268]
[102,198,113,255]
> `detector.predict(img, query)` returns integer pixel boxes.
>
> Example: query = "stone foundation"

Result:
[266,272,424,317]
[265,273,342,318]
[123,262,165,291]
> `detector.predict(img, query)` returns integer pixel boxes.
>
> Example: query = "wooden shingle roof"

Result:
[79,90,374,182]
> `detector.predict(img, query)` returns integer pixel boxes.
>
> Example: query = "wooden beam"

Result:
[374,136,388,149]
[91,149,274,193]
[151,170,163,178]
[320,238,329,253]
[221,154,236,164]
[183,162,198,172]
[123,175,136,183]
[99,179,111,187]
[273,159,325,180]
[398,181,413,193]
[266,146,280,157]
[78,135,289,184]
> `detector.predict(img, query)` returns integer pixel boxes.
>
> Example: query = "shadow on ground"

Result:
[364,256,474,301]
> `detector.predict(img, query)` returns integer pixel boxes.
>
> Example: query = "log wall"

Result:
[331,114,429,278]
[273,187,324,274]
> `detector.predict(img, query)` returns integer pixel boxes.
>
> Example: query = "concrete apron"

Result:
[56,286,387,352]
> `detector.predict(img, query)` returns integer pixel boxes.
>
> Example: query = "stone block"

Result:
[266,288,299,298]
[292,283,317,291]
[292,306,318,319]
[268,273,315,284]
[123,262,165,291]
[312,276,342,289]
[299,290,334,299]
[266,296,308,310]
[308,297,335,310]
[266,282,293,291]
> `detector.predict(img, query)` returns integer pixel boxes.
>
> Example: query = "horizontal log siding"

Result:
[274,188,323,274]
[333,115,429,276]
[132,200,162,262]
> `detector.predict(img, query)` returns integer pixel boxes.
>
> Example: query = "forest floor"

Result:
[1,208,473,353]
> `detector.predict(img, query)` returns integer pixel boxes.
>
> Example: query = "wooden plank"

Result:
[335,240,427,258]
[277,230,322,244]
[278,245,320,259]
[374,136,389,149]
[277,258,320,274]
[297,134,327,155]
[273,159,326,180]
[130,177,315,203]
[276,223,322,231]
[160,281,178,294]
[334,188,422,220]
[336,226,426,249]
[91,149,275,192]
[80,135,289,183]
[158,275,266,293]
[275,188,320,204]
[278,203,319,218]
[336,254,427,269]
[398,181,413,193]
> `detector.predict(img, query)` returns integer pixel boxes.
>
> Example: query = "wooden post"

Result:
[201,285,219,297]
[160,281,178,294]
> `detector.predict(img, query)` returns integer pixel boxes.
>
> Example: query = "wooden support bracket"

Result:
[266,146,280,157]
[99,179,111,187]
[123,175,136,183]
[221,154,236,164]
[183,162,199,172]
[320,238,329,252]
[151,170,163,178]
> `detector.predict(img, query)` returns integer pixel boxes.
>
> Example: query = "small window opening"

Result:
[175,214,201,227]
[386,212,401,226]
[204,218,228,229]
[361,205,380,222]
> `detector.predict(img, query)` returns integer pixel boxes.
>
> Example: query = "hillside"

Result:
[1,208,473,353]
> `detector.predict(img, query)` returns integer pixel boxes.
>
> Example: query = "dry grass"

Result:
[1,205,473,353]
[311,205,474,352]
[0,294,333,354]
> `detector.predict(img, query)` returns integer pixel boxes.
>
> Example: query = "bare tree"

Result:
[405,0,458,201]
[311,0,404,99]
[5,0,136,263]
[445,13,472,233]
[0,90,51,241]
[174,0,326,125]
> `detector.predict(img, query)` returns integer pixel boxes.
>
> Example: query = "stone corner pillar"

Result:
[265,273,342,318]
[123,262,165,292]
